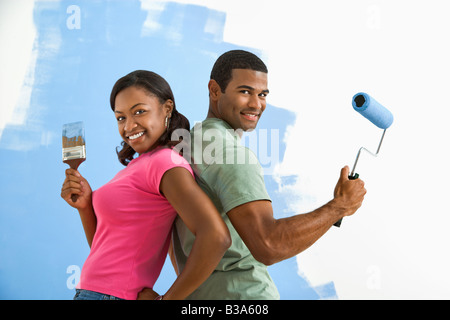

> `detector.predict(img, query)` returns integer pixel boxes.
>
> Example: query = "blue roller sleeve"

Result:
[352,92,393,129]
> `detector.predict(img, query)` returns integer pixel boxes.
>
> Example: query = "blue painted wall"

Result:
[0,0,324,299]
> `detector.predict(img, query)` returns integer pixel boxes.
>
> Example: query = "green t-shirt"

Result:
[172,118,280,300]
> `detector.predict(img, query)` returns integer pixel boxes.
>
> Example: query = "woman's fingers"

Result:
[62,180,82,195]
[61,169,84,202]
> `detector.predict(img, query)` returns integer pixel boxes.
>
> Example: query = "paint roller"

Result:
[333,92,394,227]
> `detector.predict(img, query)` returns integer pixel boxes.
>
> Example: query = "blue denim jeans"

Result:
[74,289,125,300]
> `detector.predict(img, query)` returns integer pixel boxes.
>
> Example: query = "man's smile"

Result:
[241,112,259,121]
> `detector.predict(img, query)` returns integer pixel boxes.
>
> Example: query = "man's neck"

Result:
[206,108,218,119]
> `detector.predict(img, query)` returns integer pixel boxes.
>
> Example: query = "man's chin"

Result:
[242,123,258,132]
[228,119,259,133]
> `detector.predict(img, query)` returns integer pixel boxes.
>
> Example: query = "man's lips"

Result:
[241,112,259,121]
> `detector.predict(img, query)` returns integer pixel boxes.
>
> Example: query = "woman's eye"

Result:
[135,109,145,115]
[117,116,125,122]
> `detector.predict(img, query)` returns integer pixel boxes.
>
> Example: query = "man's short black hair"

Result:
[210,50,268,93]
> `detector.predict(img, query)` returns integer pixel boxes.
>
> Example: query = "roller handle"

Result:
[333,173,359,227]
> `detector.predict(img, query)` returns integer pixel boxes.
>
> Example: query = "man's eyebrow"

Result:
[114,103,145,113]
[236,85,269,94]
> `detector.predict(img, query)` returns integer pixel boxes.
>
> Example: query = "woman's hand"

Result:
[159,167,231,300]
[61,169,96,247]
[137,288,160,300]
[61,168,92,210]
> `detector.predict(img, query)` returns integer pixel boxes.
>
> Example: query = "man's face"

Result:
[213,69,269,131]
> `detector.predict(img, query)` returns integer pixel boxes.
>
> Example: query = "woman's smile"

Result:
[114,86,171,155]
[127,131,145,141]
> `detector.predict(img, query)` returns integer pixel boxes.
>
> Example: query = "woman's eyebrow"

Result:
[114,103,146,113]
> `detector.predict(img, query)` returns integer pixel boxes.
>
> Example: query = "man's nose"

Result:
[248,94,262,109]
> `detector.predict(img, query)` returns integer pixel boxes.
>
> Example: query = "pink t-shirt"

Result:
[78,148,193,300]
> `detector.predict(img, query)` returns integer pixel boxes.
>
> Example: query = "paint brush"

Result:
[62,121,86,202]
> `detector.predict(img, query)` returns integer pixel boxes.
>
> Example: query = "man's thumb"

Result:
[340,166,350,181]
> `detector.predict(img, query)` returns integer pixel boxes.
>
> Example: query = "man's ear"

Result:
[208,79,222,101]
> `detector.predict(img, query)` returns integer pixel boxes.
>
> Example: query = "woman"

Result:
[61,70,231,300]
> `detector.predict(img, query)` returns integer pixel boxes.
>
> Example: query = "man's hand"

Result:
[333,166,367,217]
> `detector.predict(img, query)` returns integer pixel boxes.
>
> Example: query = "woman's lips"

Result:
[127,131,145,141]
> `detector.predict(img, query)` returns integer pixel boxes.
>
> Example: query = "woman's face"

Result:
[114,86,172,155]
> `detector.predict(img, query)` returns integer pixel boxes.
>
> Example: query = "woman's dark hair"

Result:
[210,50,268,93]
[110,70,190,166]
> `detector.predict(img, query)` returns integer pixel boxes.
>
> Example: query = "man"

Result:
[172,50,366,299]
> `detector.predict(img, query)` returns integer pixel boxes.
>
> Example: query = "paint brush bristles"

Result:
[62,121,86,169]
[62,121,86,203]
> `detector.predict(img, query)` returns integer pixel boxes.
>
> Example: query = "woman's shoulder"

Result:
[145,147,191,167]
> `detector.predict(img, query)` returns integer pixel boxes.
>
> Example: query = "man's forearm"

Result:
[265,199,344,264]
[229,166,365,266]
[229,198,345,266]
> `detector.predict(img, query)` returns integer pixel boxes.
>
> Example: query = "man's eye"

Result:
[117,116,125,121]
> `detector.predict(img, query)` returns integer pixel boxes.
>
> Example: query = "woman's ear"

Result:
[164,99,174,116]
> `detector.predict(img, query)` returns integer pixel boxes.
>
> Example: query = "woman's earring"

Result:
[165,113,171,131]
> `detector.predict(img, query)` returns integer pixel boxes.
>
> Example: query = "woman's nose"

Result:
[124,118,137,132]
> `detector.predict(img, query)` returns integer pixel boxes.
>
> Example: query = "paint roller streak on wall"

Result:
[140,1,166,36]
[0,0,36,141]
[1,0,64,151]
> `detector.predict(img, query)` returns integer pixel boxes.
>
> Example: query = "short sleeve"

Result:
[145,148,194,195]
[201,146,271,214]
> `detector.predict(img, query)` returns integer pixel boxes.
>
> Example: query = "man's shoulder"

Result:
[189,118,253,168]
[191,118,236,138]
